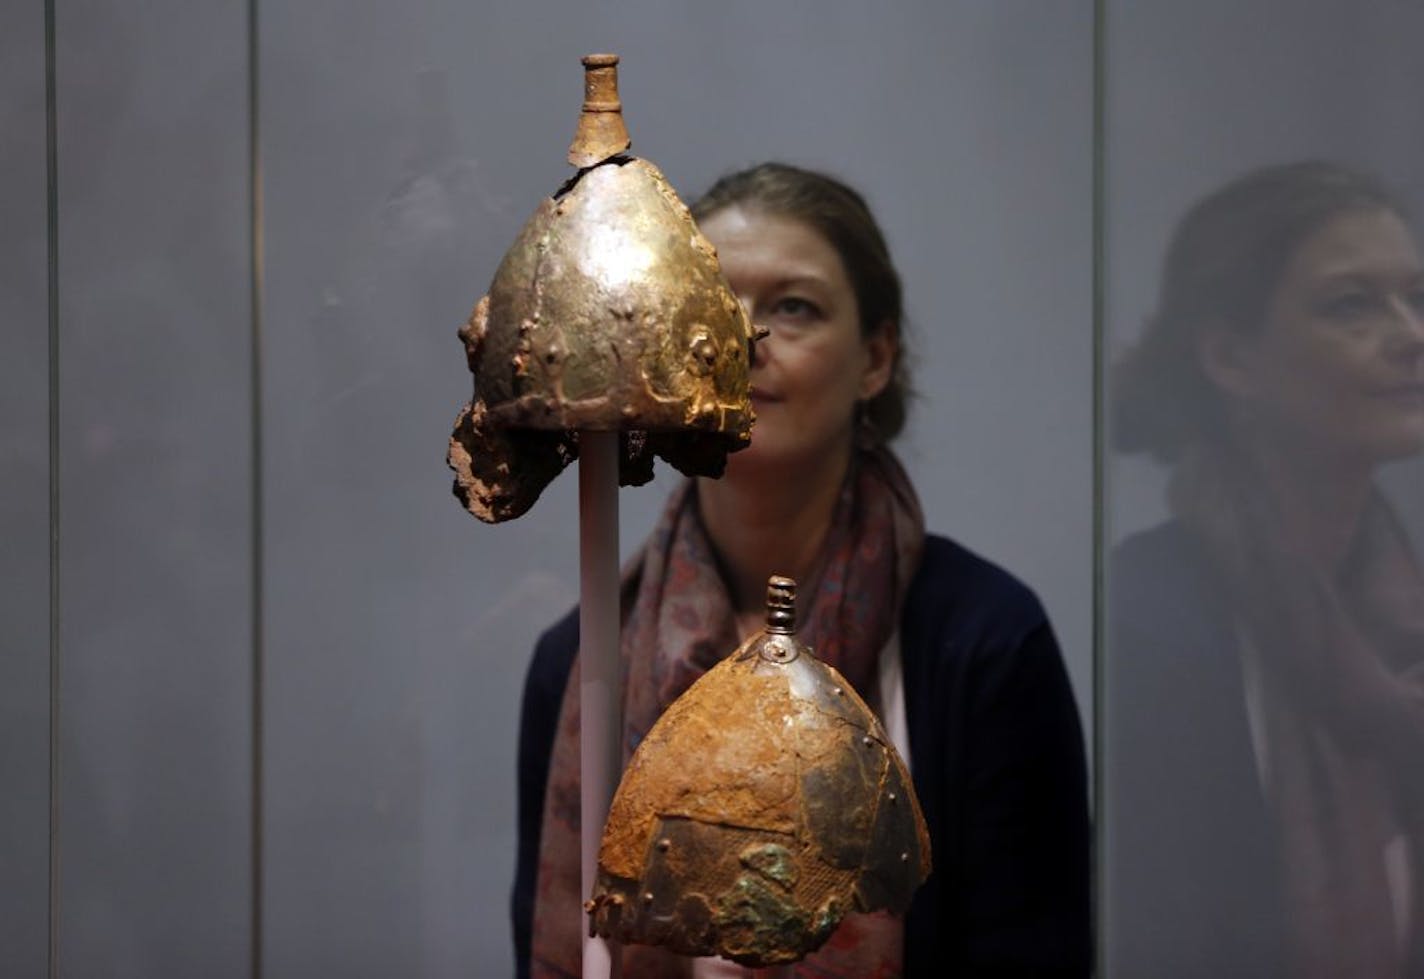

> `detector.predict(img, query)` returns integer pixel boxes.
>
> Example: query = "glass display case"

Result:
[4,2,1420,975]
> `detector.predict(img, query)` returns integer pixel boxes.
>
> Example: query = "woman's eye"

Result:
[769,297,820,321]
[1318,291,1378,322]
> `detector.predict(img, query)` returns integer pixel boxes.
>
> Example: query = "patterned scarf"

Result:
[1171,446,1424,978]
[530,444,925,978]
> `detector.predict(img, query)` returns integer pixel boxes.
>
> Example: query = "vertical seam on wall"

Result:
[248,0,265,974]
[45,0,61,974]
[1090,0,1108,976]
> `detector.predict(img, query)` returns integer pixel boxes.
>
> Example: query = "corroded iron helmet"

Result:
[587,577,931,967]
[448,54,759,523]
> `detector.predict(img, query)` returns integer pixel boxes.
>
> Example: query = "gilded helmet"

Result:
[448,55,758,523]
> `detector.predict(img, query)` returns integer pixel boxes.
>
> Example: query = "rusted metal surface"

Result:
[588,578,931,966]
[448,54,757,524]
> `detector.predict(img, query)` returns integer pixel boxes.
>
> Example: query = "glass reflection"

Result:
[1110,162,1424,976]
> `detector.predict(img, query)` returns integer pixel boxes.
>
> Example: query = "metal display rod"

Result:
[578,432,621,979]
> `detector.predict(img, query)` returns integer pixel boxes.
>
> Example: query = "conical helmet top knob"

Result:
[568,54,631,167]
[765,576,796,635]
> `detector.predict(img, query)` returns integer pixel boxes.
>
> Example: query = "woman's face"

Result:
[1212,207,1424,466]
[698,205,895,475]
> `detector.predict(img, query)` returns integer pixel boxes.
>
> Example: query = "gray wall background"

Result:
[16,1,1418,976]
[7,2,257,977]
[2,3,52,977]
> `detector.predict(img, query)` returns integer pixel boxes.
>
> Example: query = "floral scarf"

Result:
[1171,446,1424,978]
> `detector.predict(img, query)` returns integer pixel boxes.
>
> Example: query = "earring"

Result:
[854,400,879,448]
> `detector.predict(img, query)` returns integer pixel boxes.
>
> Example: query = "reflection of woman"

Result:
[1110,162,1424,977]
[514,163,1090,977]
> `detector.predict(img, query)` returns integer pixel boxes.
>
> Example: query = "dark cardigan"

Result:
[1106,520,1288,977]
[513,534,1091,977]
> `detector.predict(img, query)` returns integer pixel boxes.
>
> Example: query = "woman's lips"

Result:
[749,388,781,404]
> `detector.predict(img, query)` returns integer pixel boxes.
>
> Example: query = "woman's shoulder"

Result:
[1111,518,1206,580]
[1109,519,1225,631]
[1106,519,1241,704]
[906,533,1050,649]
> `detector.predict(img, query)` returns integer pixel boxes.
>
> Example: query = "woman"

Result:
[515,163,1090,977]
[1109,161,1424,977]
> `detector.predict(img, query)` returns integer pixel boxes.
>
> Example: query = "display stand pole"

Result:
[578,430,621,979]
